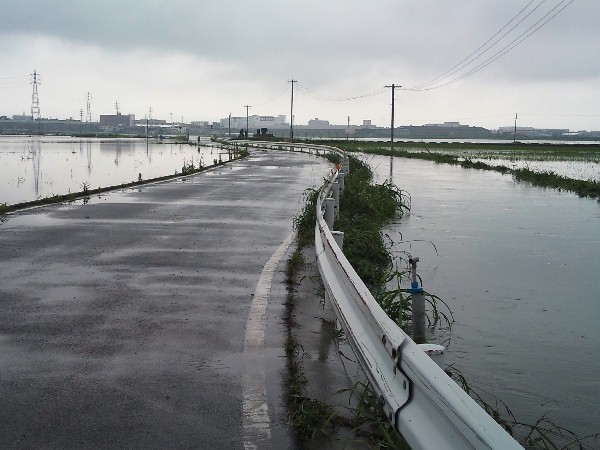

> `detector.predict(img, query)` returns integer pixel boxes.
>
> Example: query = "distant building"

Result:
[497,126,569,139]
[425,121,462,128]
[100,113,135,128]
[308,118,330,127]
[134,118,167,126]
[401,123,492,139]
[12,115,31,121]
[219,114,287,131]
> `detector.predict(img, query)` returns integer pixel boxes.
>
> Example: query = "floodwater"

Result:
[363,154,600,444]
[0,136,231,205]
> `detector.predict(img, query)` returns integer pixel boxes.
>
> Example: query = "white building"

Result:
[219,114,287,131]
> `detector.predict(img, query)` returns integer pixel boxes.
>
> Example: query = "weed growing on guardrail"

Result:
[376,266,454,331]
[337,381,409,449]
[286,248,305,285]
[283,243,409,446]
[293,188,319,248]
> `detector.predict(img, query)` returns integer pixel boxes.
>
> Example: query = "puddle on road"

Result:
[186,348,284,377]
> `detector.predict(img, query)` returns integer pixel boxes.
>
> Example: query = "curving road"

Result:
[0,150,331,449]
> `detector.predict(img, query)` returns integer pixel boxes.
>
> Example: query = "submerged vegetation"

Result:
[325,140,600,200]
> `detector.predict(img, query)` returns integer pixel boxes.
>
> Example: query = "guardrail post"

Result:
[409,257,426,344]
[324,197,335,229]
[338,172,345,193]
[332,182,340,218]
[323,291,336,322]
[322,231,344,323]
[332,231,344,251]
[342,154,350,174]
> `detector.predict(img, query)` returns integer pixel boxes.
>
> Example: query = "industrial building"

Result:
[99,113,136,128]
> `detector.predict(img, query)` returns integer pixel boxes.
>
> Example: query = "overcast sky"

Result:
[1,0,598,130]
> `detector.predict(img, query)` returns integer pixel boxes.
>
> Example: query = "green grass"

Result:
[334,156,409,289]
[337,382,410,449]
[292,188,319,249]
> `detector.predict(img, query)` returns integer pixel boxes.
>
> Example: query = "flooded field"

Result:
[363,153,600,444]
[398,144,600,182]
[0,136,231,205]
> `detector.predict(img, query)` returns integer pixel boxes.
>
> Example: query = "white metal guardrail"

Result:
[232,140,523,449]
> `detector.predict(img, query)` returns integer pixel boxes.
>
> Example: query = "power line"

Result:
[408,0,575,91]
[250,85,289,109]
[299,85,387,102]
[411,0,543,91]
[428,0,575,90]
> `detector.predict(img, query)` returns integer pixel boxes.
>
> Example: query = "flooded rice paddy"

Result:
[402,144,600,182]
[364,153,600,444]
[0,136,231,205]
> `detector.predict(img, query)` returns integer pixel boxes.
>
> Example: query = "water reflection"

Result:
[29,139,42,199]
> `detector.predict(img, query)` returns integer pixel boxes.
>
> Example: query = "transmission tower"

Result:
[30,70,41,120]
[115,101,120,115]
[86,92,92,122]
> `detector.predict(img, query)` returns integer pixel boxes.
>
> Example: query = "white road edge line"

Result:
[242,231,296,450]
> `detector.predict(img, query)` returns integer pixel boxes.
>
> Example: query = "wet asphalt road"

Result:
[0,150,331,449]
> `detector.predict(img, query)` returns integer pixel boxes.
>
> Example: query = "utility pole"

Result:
[347,115,350,141]
[244,105,251,138]
[288,79,297,141]
[228,113,231,137]
[384,83,401,152]
[30,70,41,120]
[115,101,120,115]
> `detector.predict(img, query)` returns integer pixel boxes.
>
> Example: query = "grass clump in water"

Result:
[334,155,409,289]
